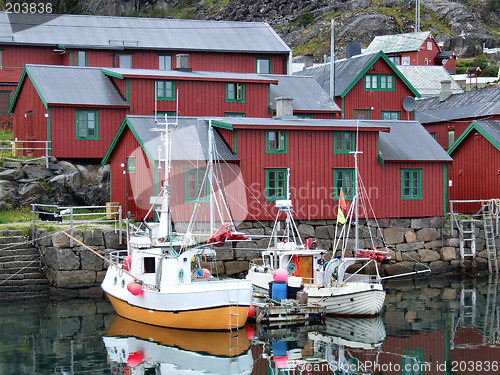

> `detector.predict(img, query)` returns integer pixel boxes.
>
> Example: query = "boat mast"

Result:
[351,149,363,251]
[208,119,215,235]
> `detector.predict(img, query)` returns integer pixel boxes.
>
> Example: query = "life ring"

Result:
[287,262,297,274]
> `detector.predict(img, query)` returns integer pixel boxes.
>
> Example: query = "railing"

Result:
[450,199,500,235]
[7,139,51,168]
[31,203,123,247]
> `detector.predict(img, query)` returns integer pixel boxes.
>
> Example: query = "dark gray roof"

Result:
[0,13,290,54]
[125,116,239,162]
[378,121,452,162]
[475,120,500,147]
[364,31,431,54]
[263,74,340,112]
[293,52,380,96]
[415,87,500,124]
[102,68,277,83]
[435,51,454,60]
[24,65,129,107]
[206,117,391,129]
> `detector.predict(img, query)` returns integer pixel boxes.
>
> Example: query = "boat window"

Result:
[263,255,272,268]
[144,257,156,273]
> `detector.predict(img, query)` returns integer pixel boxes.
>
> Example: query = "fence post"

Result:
[118,205,122,245]
[45,141,49,168]
[31,204,36,244]
[450,201,454,233]
[70,207,74,247]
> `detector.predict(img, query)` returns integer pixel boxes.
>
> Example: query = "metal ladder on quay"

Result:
[459,219,477,262]
[482,200,498,274]
[483,274,499,344]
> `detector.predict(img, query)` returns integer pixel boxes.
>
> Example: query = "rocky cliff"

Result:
[53,0,500,60]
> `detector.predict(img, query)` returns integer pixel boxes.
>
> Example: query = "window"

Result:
[402,56,410,65]
[296,114,314,119]
[185,169,208,203]
[334,132,354,154]
[401,169,422,200]
[424,58,429,65]
[157,111,176,119]
[0,91,11,113]
[0,50,2,68]
[76,51,87,67]
[382,111,400,120]
[364,74,395,91]
[224,112,246,117]
[389,56,400,65]
[126,157,136,172]
[427,41,432,50]
[447,130,455,149]
[354,109,370,119]
[226,83,245,102]
[117,54,132,68]
[156,80,175,101]
[265,169,287,201]
[76,110,98,140]
[430,132,436,139]
[333,169,355,200]
[265,130,287,153]
[158,55,173,70]
[256,57,272,74]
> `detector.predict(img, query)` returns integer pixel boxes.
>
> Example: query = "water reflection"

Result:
[0,275,498,374]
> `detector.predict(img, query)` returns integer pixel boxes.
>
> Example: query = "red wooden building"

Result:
[0,12,290,114]
[365,31,457,73]
[103,115,451,222]
[447,120,500,212]
[294,51,420,120]
[416,87,500,150]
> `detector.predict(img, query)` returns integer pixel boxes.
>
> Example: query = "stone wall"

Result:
[35,216,500,293]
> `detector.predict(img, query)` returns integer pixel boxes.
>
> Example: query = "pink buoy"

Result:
[201,268,211,279]
[273,268,288,282]
[127,351,144,367]
[129,282,143,296]
[245,324,254,340]
[274,355,289,368]
[123,255,132,271]
[126,281,135,292]
[247,304,255,318]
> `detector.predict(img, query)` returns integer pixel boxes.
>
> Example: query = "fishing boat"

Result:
[101,117,253,330]
[247,153,387,316]
[104,315,253,374]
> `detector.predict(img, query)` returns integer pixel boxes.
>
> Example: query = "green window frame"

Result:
[381,111,400,120]
[75,110,98,140]
[184,169,209,203]
[354,109,370,119]
[364,74,395,91]
[296,114,314,119]
[225,82,245,103]
[430,132,436,139]
[126,157,136,173]
[158,54,173,70]
[76,50,87,67]
[401,169,422,200]
[224,112,246,117]
[256,57,272,74]
[156,80,175,101]
[447,130,455,149]
[333,169,355,200]
[265,169,287,201]
[333,131,354,154]
[116,54,132,68]
[265,130,288,154]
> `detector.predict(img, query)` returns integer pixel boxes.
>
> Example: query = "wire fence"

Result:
[31,203,123,247]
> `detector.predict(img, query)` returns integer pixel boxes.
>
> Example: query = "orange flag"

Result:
[339,189,347,211]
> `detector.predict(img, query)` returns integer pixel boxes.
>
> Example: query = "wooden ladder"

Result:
[482,200,498,274]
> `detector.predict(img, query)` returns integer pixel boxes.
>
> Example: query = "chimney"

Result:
[346,41,362,59]
[175,54,192,72]
[304,54,314,69]
[276,97,294,117]
[439,79,452,102]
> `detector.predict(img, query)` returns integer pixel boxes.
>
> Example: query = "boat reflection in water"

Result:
[254,316,386,373]
[103,315,253,375]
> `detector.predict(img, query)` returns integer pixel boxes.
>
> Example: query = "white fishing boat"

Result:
[247,153,387,316]
[103,315,253,374]
[101,117,253,330]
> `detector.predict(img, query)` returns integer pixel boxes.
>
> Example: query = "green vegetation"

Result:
[296,10,315,27]
[0,207,32,224]
[488,0,499,12]
[456,54,500,76]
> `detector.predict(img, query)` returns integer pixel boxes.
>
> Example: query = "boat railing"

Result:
[108,250,128,265]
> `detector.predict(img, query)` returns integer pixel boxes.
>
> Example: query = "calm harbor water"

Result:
[0,275,499,375]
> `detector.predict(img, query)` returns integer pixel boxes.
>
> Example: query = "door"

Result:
[298,256,313,281]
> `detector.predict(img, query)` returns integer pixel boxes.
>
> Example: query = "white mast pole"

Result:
[330,18,335,100]
[208,119,215,235]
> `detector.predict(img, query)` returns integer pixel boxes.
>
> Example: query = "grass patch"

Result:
[0,207,32,224]
[0,128,13,141]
